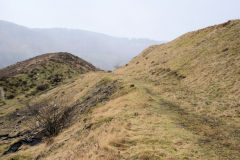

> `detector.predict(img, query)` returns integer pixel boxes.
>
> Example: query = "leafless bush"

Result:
[28,100,72,137]
[36,83,49,91]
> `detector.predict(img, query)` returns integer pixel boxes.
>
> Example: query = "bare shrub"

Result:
[28,100,72,137]
[36,84,49,91]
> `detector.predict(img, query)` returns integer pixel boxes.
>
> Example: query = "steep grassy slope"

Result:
[117,20,240,118]
[0,52,97,119]
[0,20,239,160]
[115,19,240,159]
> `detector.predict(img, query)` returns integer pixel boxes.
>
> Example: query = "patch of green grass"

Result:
[94,116,113,125]
[97,76,112,86]
[0,61,78,100]
[4,154,32,160]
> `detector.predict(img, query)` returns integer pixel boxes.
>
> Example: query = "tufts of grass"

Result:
[0,61,79,100]
[93,117,113,126]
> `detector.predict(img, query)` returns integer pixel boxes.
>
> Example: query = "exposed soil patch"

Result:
[150,68,186,80]
[77,79,120,114]
[1,132,23,141]
[3,133,42,155]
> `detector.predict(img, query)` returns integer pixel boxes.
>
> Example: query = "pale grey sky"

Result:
[0,0,239,41]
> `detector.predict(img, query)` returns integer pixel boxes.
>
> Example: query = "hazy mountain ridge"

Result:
[0,20,160,70]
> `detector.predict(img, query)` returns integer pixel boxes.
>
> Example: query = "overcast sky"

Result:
[0,0,239,41]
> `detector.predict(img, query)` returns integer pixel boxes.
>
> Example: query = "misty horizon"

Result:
[0,20,160,70]
[0,19,160,42]
[0,0,239,41]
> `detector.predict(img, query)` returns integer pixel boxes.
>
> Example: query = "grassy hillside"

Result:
[0,52,97,117]
[118,20,240,118]
[0,20,239,160]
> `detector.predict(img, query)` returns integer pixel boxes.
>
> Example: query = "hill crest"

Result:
[0,52,98,79]
[0,52,98,100]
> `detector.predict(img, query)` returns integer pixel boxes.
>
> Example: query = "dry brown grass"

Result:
[1,20,240,160]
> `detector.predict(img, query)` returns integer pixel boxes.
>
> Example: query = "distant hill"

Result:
[0,20,160,70]
[0,52,98,100]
